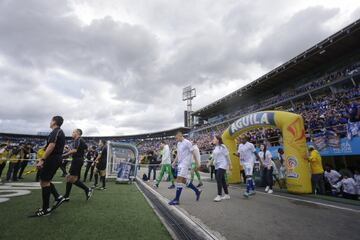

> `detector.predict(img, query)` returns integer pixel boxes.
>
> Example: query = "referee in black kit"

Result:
[61,128,93,202]
[31,116,65,217]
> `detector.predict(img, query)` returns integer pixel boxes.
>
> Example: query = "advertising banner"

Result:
[267,136,360,158]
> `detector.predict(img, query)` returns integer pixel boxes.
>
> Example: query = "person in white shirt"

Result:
[234,135,260,198]
[332,174,357,200]
[154,141,175,189]
[259,143,273,194]
[190,140,203,187]
[354,169,360,197]
[212,135,232,202]
[235,137,246,183]
[324,165,342,186]
[169,132,202,205]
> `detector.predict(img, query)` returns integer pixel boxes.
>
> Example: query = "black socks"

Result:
[74,179,89,192]
[100,176,106,188]
[94,174,98,185]
[64,182,73,198]
[42,186,51,210]
[65,179,89,198]
[50,183,60,200]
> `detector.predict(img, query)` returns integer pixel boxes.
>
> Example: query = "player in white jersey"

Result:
[154,141,175,189]
[324,165,342,186]
[190,140,203,187]
[354,170,360,197]
[168,132,202,205]
[332,174,357,200]
[234,135,260,197]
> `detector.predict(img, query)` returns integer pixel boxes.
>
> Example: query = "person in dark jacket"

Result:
[18,143,35,179]
[147,151,158,181]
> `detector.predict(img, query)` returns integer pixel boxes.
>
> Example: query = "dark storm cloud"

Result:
[0,0,165,134]
[254,6,340,67]
[0,0,160,102]
[162,4,341,89]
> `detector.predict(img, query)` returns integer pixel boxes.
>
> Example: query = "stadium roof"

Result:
[192,19,360,118]
[0,127,190,141]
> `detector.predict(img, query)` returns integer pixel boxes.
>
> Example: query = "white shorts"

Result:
[177,164,190,178]
[241,163,254,176]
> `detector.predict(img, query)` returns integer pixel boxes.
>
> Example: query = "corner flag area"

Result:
[0,174,171,240]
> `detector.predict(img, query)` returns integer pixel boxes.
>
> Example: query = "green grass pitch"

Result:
[0,173,171,240]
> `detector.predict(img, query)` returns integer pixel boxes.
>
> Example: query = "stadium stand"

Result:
[0,127,190,155]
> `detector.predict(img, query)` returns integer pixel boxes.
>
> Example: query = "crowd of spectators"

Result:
[194,62,360,130]
[296,87,360,137]
[135,138,176,155]
[191,86,360,152]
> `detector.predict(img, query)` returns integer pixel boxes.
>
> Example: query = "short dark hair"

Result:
[176,131,183,136]
[160,140,166,144]
[215,135,224,145]
[76,129,83,136]
[52,116,64,127]
[240,135,249,141]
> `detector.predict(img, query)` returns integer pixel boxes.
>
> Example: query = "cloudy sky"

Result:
[0,0,359,136]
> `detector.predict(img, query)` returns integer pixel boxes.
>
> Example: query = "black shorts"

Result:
[69,159,84,177]
[96,161,106,171]
[39,156,62,181]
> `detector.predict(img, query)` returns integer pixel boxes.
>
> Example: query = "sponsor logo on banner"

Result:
[287,118,306,142]
[287,156,299,179]
[229,112,275,136]
[116,161,132,182]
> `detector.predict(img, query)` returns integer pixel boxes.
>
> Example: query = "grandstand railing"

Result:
[195,122,356,153]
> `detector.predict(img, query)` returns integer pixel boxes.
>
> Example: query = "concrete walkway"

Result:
[140,168,360,240]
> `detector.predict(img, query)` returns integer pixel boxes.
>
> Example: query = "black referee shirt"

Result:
[99,145,107,164]
[148,155,157,165]
[46,127,65,157]
[86,150,98,162]
[72,138,87,160]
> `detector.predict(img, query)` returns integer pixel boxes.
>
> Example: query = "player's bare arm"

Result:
[62,148,77,158]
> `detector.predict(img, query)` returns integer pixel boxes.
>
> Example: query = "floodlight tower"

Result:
[182,85,196,127]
